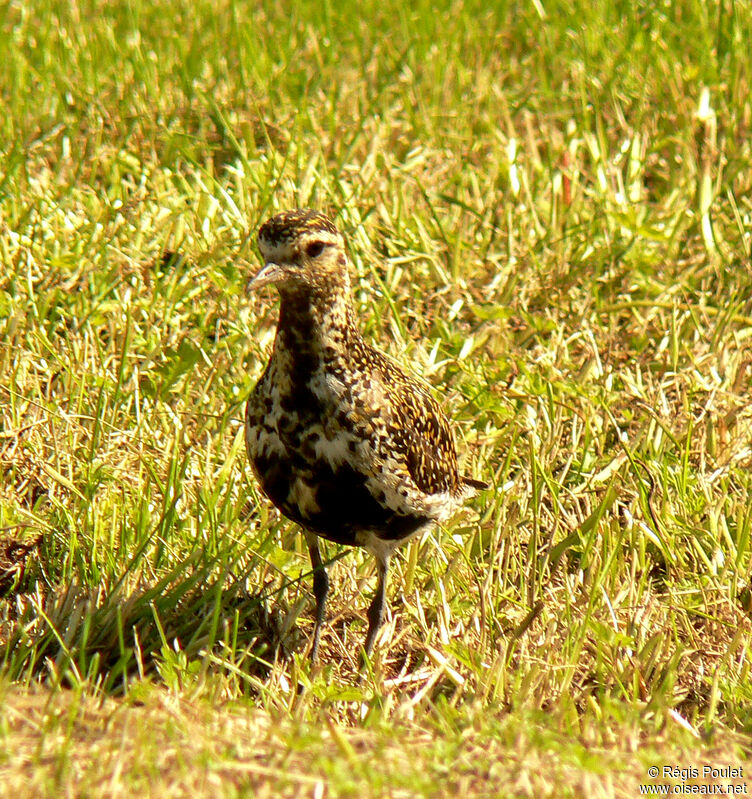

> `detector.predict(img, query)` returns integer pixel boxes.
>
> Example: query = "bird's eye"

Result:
[306,241,326,258]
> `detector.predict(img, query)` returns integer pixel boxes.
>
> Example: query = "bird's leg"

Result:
[304,529,328,663]
[363,553,391,660]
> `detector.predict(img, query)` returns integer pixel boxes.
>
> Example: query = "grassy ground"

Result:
[1,0,752,795]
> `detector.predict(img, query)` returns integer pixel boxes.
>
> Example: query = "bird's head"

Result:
[250,209,349,296]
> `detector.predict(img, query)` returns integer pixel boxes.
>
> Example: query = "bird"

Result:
[244,208,485,663]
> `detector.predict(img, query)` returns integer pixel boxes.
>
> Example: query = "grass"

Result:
[1,0,752,795]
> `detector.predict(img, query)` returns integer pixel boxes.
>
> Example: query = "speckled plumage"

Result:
[245,208,484,661]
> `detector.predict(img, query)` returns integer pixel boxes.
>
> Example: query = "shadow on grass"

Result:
[0,543,302,694]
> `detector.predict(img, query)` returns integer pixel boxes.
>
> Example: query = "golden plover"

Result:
[245,209,485,662]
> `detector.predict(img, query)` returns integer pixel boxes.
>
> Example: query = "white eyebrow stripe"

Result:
[298,231,342,247]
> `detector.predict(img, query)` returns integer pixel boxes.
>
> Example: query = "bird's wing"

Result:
[349,347,461,496]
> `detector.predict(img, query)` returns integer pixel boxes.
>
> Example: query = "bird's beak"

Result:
[247,261,285,292]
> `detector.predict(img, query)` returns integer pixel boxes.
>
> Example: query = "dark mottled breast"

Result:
[246,365,432,545]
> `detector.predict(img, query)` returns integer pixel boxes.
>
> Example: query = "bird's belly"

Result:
[246,423,429,546]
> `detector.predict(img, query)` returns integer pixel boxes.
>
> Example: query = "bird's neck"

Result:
[275,285,357,361]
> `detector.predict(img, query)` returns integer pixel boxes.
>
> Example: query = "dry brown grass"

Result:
[2,684,748,798]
